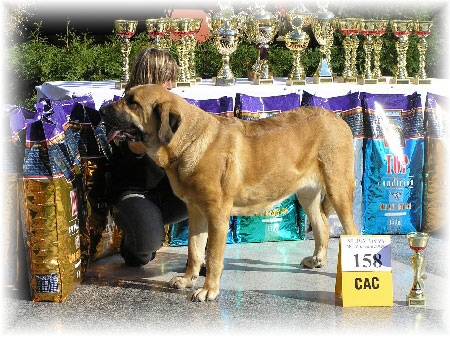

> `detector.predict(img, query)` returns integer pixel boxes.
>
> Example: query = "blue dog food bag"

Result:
[422,93,449,232]
[232,92,305,242]
[361,92,424,234]
[185,96,234,117]
[301,91,364,237]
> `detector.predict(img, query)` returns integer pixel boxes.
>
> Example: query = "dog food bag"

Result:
[235,92,301,120]
[233,92,306,241]
[22,117,82,302]
[185,96,234,117]
[235,195,304,243]
[168,218,236,246]
[422,93,449,232]
[361,92,424,234]
[301,91,364,237]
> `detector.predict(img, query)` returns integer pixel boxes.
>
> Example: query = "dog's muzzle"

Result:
[99,105,144,143]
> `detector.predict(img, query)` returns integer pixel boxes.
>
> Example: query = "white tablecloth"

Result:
[36,77,449,109]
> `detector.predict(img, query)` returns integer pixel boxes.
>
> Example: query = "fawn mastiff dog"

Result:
[100,84,358,302]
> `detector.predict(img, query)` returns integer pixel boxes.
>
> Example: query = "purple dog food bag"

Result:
[235,92,301,120]
[301,91,364,237]
[422,93,449,232]
[361,92,424,234]
[185,96,234,117]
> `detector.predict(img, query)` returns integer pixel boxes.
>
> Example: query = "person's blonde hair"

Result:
[125,48,178,91]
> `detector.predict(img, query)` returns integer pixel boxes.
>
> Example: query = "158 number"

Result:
[354,253,383,268]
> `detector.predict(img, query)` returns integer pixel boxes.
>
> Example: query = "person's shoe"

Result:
[120,238,155,267]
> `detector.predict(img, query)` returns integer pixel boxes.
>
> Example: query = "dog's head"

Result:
[100,84,181,147]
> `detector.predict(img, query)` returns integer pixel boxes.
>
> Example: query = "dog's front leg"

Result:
[191,209,230,302]
[169,205,207,290]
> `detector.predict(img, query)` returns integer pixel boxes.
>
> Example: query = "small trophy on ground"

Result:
[414,21,433,85]
[406,232,430,307]
[285,4,312,86]
[115,19,138,90]
[390,20,414,84]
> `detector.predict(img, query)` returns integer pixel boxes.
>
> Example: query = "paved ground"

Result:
[2,234,449,337]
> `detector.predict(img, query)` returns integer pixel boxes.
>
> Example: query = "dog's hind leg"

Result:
[169,204,208,290]
[297,186,330,269]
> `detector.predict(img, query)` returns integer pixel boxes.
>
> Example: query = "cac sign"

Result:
[335,235,393,307]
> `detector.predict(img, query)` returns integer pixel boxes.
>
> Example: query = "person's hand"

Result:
[128,141,147,154]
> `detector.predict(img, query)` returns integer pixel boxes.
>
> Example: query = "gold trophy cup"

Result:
[311,4,335,84]
[359,19,379,84]
[146,18,172,51]
[406,232,430,306]
[170,18,195,87]
[247,4,279,85]
[187,18,203,84]
[390,20,414,84]
[115,19,138,90]
[414,21,433,85]
[285,5,312,86]
[336,18,360,83]
[371,20,388,82]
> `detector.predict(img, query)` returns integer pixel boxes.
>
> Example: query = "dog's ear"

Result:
[154,103,181,146]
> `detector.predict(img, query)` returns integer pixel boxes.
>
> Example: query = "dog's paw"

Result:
[191,287,219,302]
[301,256,324,269]
[168,275,196,289]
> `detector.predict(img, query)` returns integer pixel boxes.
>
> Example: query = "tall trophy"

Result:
[146,18,172,51]
[187,18,203,84]
[414,21,433,84]
[114,19,138,89]
[214,20,239,86]
[406,232,430,306]
[170,18,195,87]
[359,19,378,84]
[372,20,389,83]
[311,3,335,84]
[336,18,360,83]
[390,20,414,84]
[285,5,312,86]
[247,3,279,85]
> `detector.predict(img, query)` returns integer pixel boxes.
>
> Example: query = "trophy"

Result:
[247,3,279,85]
[414,21,433,84]
[372,20,389,83]
[336,18,360,83]
[214,20,239,86]
[114,19,138,90]
[170,18,196,87]
[359,19,379,84]
[406,232,430,306]
[208,3,247,85]
[146,18,172,51]
[390,20,414,84]
[311,3,335,84]
[187,18,203,84]
[285,5,312,86]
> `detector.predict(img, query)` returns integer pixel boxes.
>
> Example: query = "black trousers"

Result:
[111,185,187,265]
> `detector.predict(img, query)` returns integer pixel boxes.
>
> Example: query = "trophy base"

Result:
[407,296,426,307]
[377,77,387,83]
[313,76,334,84]
[413,78,432,85]
[195,78,202,83]
[358,78,378,85]
[286,79,306,86]
[253,78,274,85]
[390,78,411,84]
[115,81,127,90]
[215,78,236,86]
[173,81,192,88]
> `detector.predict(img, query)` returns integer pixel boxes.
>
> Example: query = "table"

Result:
[36,77,449,109]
